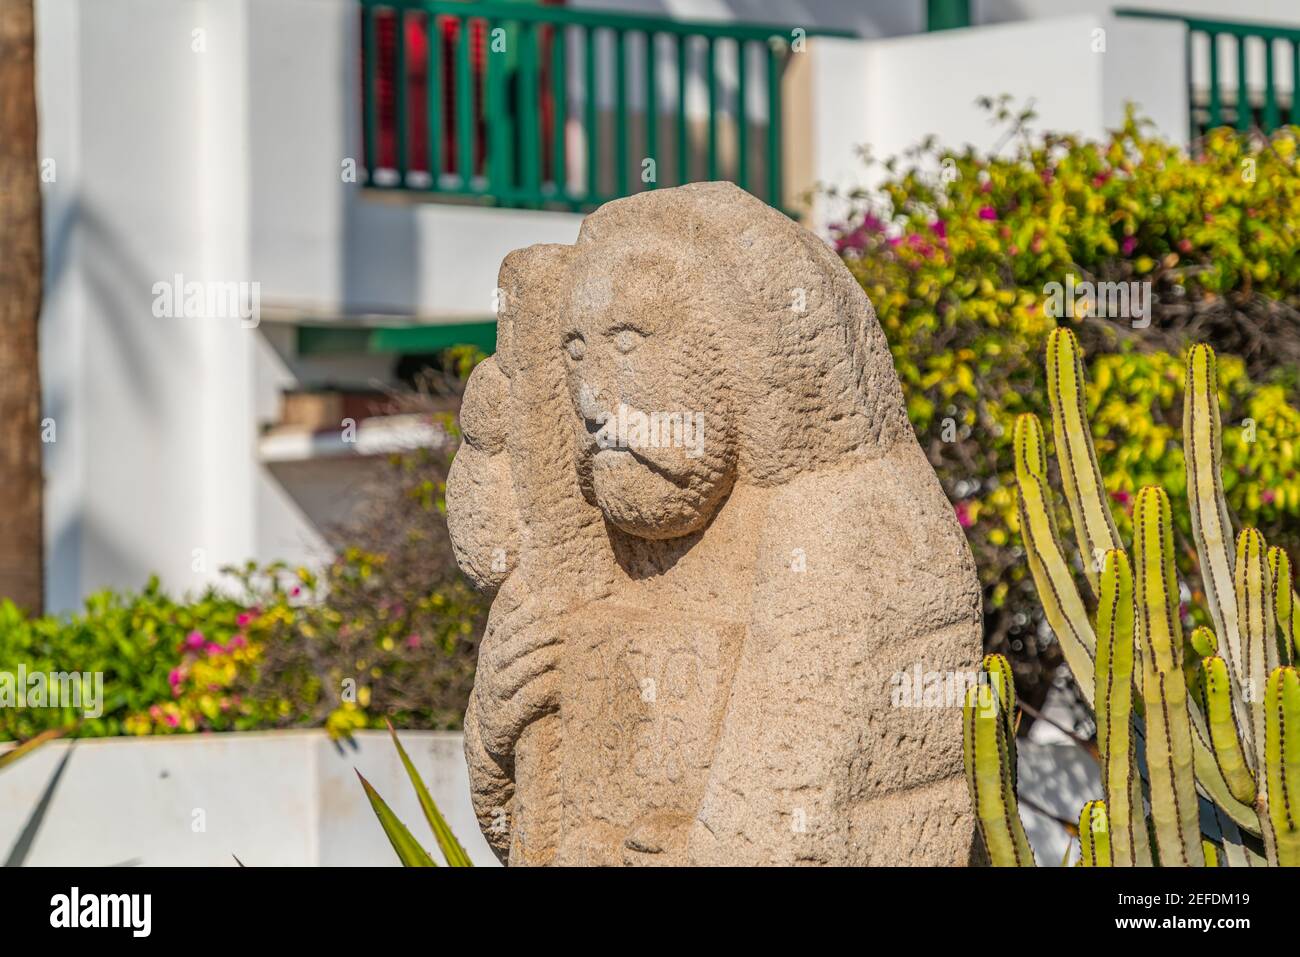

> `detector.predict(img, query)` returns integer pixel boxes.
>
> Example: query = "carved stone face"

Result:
[560,245,736,540]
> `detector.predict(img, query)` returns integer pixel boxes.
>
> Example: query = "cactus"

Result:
[1264,667,1300,865]
[963,655,1034,866]
[966,329,1300,866]
[1078,800,1111,867]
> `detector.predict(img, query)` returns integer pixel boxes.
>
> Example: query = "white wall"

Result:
[573,0,924,37]
[39,0,244,610]
[589,0,1300,36]
[37,0,585,611]
[979,0,1300,30]
[809,14,1188,230]
[0,730,498,866]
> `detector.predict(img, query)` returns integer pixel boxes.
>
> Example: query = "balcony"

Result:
[1118,9,1300,139]
[358,0,851,211]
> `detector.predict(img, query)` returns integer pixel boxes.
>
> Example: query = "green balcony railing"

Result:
[1118,9,1300,141]
[359,0,850,210]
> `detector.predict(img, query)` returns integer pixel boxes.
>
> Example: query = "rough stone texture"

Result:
[446,182,982,866]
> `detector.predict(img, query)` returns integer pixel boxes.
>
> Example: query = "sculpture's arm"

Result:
[447,242,617,864]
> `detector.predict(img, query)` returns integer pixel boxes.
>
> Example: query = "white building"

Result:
[34,0,1300,611]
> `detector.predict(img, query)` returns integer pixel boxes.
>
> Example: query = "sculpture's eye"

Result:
[564,333,586,361]
[613,329,643,355]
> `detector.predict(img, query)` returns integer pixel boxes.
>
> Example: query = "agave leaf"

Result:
[3,745,74,867]
[0,727,65,771]
[356,770,437,867]
[385,720,473,867]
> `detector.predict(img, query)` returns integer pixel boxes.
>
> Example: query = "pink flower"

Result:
[977,205,997,221]
[168,667,183,689]
[1262,489,1276,505]
[1109,490,1131,507]
[290,585,302,598]
[236,612,253,627]
[406,634,421,649]
[185,631,205,650]
[149,705,163,719]
[229,634,247,649]
[164,713,180,728]
[930,219,947,241]
[206,642,224,657]
[1121,235,1138,256]
[954,501,974,529]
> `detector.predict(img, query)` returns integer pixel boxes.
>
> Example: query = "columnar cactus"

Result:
[964,329,1300,866]
[963,655,1034,867]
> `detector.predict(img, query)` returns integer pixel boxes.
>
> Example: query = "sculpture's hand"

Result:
[448,243,615,864]
[470,581,564,762]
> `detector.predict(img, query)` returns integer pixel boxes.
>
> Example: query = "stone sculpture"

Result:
[446,182,982,865]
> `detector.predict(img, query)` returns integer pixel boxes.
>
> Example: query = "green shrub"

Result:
[0,413,485,742]
[0,577,262,739]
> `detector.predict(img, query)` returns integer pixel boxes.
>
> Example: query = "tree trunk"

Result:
[0,0,44,613]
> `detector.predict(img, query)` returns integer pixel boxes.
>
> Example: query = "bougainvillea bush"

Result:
[0,400,485,743]
[833,103,1300,710]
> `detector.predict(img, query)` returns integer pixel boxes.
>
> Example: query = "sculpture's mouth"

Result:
[585,429,695,489]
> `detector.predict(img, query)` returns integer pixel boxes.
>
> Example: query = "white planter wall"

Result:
[0,730,499,866]
[0,727,1095,867]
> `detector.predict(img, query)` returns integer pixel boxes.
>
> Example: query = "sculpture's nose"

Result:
[577,381,607,432]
